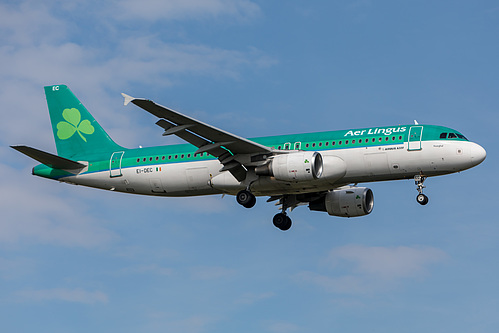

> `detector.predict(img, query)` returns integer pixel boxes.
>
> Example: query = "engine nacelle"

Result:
[256,151,322,182]
[320,155,347,184]
[309,186,374,217]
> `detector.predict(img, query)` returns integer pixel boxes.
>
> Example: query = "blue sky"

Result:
[1,1,498,332]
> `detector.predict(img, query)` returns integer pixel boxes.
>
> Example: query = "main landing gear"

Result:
[273,212,292,231]
[271,195,296,231]
[235,190,293,231]
[236,189,256,208]
[414,174,429,205]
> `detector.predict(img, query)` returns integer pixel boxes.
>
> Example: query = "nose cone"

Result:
[470,143,486,166]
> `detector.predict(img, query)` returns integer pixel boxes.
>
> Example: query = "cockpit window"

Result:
[448,133,457,139]
[456,133,468,140]
[440,133,447,139]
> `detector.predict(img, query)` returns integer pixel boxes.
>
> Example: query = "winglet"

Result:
[414,120,419,125]
[121,93,135,106]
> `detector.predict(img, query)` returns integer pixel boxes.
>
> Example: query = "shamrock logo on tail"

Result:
[57,108,95,142]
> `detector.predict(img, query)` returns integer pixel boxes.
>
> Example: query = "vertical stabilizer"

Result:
[45,85,124,159]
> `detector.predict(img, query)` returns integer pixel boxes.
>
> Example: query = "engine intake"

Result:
[309,186,374,217]
[256,151,322,182]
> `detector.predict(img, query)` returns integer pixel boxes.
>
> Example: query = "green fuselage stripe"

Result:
[33,124,469,178]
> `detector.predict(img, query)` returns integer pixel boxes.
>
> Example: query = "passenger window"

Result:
[312,143,316,147]
[339,141,342,145]
[372,138,375,142]
[305,143,309,148]
[149,157,153,161]
[345,140,349,145]
[352,140,355,144]
[136,158,140,163]
[174,155,178,159]
[440,133,448,139]
[325,142,329,146]
[332,141,336,146]
[448,133,457,139]
[156,156,159,161]
[318,142,322,147]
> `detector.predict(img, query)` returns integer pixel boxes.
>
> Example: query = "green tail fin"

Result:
[45,85,124,159]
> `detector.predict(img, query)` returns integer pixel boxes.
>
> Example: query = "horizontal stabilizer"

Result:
[11,145,86,170]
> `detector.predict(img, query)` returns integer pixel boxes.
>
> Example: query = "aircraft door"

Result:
[408,126,423,151]
[110,151,125,177]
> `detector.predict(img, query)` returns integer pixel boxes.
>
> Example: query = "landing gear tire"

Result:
[416,193,429,205]
[273,213,292,231]
[236,190,256,208]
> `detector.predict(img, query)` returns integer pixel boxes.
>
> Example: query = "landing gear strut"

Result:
[414,174,429,205]
[236,189,256,208]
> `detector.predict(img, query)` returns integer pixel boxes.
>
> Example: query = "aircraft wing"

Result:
[122,93,273,181]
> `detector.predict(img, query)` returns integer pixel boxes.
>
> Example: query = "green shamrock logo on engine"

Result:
[57,108,95,142]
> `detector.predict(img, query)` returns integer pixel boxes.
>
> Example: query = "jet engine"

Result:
[309,186,374,217]
[255,151,322,182]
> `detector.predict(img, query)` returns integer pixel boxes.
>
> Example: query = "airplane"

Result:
[12,85,486,230]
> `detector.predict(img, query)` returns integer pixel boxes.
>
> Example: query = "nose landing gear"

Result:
[414,174,429,205]
[416,193,429,205]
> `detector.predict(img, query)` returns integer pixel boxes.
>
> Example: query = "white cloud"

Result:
[122,264,174,276]
[266,321,301,333]
[189,266,235,280]
[113,0,261,22]
[327,244,448,279]
[0,150,117,248]
[0,0,273,247]
[0,1,66,47]
[0,257,34,280]
[295,272,370,294]
[295,245,447,294]
[0,1,275,148]
[145,313,221,333]
[235,292,275,305]
[17,288,108,304]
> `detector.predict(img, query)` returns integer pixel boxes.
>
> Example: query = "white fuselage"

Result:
[59,139,485,197]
